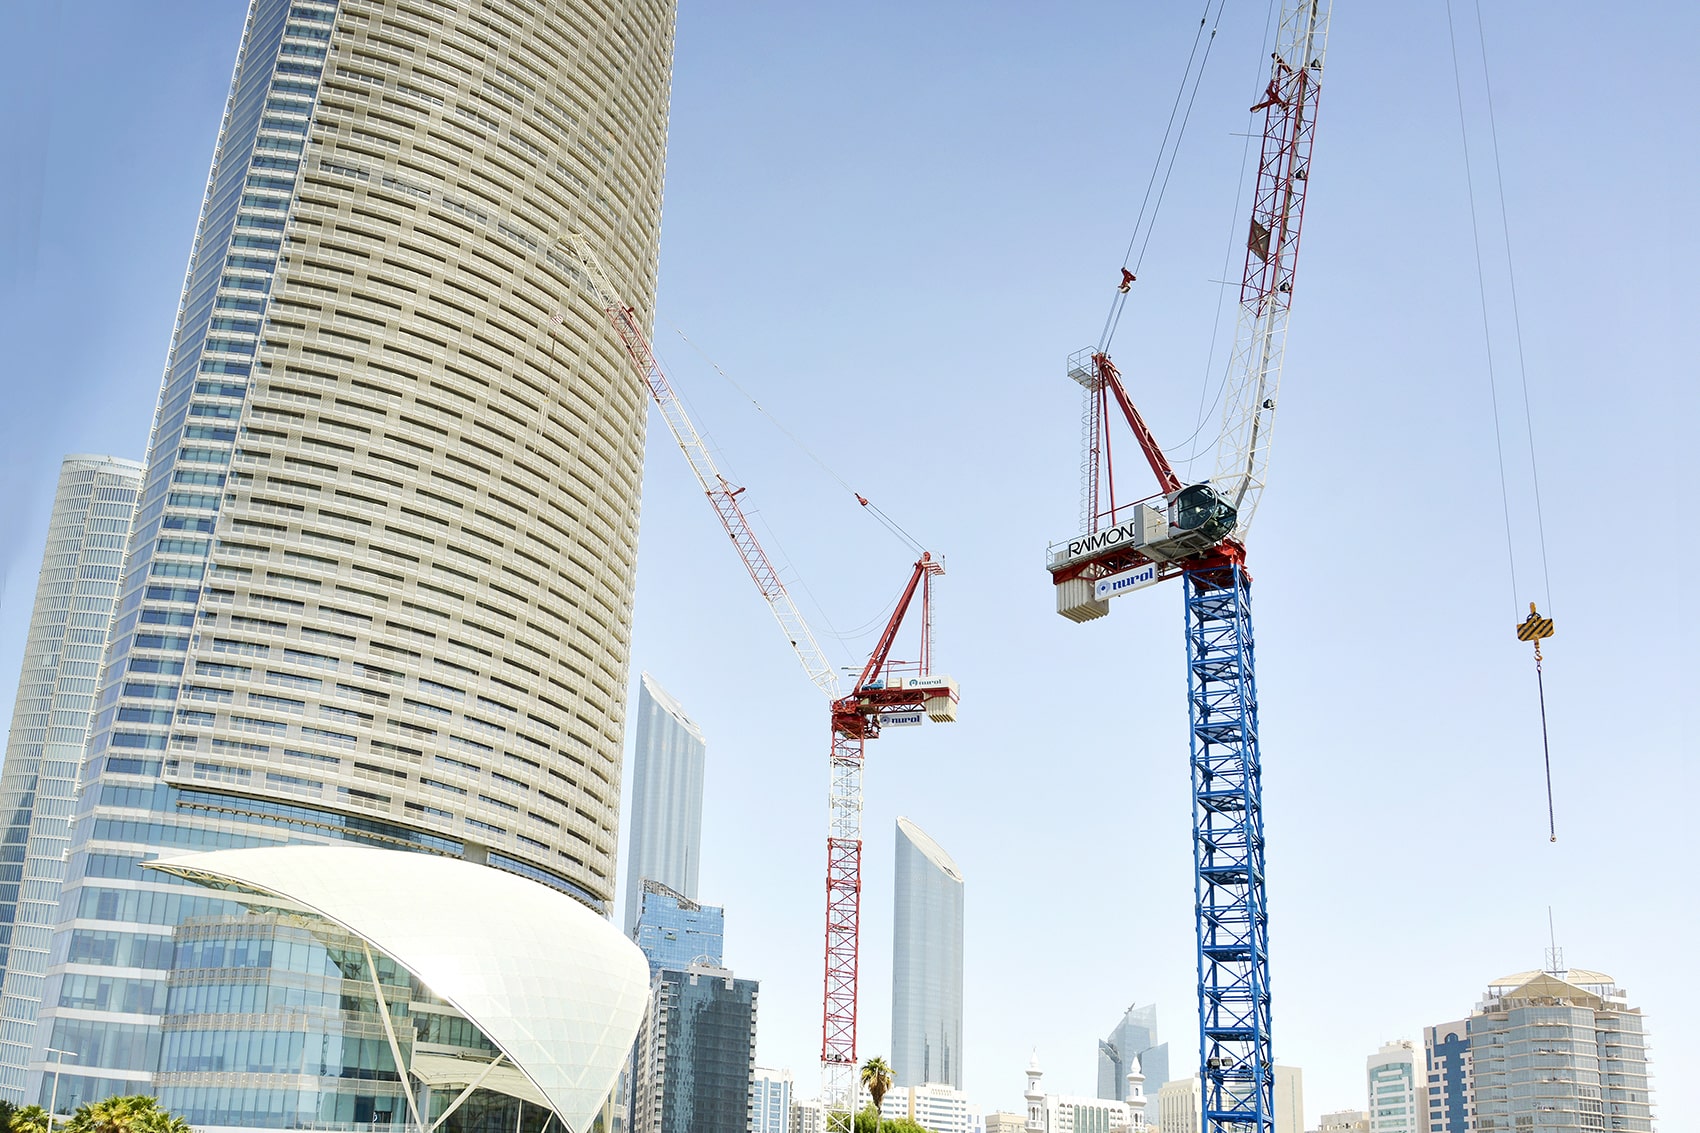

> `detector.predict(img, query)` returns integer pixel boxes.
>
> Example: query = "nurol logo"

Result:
[1094,562,1160,600]
[1065,519,1143,562]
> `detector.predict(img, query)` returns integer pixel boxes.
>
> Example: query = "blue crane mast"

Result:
[1045,5,1330,1132]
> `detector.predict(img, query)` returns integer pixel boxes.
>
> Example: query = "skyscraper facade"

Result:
[632,961,758,1133]
[1422,1020,1472,1133]
[1097,1004,1170,1103]
[891,816,964,1089]
[0,455,143,1100]
[16,0,676,1114]
[632,880,722,977]
[750,1067,793,1133]
[1467,968,1652,1133]
[621,673,705,935]
[1366,1041,1421,1133]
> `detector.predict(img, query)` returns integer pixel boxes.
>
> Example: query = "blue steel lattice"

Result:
[1183,564,1271,1133]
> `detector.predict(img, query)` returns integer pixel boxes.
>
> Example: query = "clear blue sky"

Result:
[2,1,1695,1121]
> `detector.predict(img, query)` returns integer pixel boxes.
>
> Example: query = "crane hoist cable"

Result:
[1445,0,1560,840]
[669,326,928,557]
[1099,0,1230,353]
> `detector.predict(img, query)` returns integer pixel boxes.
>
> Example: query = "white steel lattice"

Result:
[1210,2,1330,538]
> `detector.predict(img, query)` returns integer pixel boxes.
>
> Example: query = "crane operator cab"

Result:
[1147,482,1238,560]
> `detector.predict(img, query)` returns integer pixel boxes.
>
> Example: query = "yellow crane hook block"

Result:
[1516,603,1554,644]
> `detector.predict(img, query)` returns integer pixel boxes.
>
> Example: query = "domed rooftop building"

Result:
[144,846,649,1133]
[1469,965,1653,1133]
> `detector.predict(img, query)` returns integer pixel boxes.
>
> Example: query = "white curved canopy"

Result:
[149,845,648,1133]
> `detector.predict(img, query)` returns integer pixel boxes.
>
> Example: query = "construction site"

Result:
[0,1,1689,1131]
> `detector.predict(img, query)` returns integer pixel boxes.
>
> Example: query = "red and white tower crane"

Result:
[563,234,959,1121]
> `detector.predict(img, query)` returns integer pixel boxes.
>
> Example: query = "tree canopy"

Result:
[62,1096,190,1133]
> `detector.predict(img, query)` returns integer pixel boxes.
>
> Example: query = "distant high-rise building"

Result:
[751,1067,793,1133]
[986,1113,1027,1133]
[1422,1020,1472,1133]
[791,1098,828,1133]
[623,674,706,935]
[632,960,758,1133]
[1098,1003,1171,1102]
[891,816,964,1088]
[633,879,723,976]
[1154,1078,1197,1133]
[1468,966,1652,1133]
[0,455,142,1099]
[15,0,677,1116]
[1366,1041,1421,1133]
[1311,1111,1368,1133]
[1150,1069,1301,1133]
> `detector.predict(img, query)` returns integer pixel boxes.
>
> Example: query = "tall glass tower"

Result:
[621,673,705,935]
[0,455,143,1100]
[890,816,964,1089]
[15,0,676,1117]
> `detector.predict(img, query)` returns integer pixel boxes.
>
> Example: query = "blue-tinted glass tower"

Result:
[632,962,757,1133]
[1097,1004,1170,1104]
[890,816,964,1089]
[622,674,706,936]
[633,880,722,977]
[0,456,143,1101]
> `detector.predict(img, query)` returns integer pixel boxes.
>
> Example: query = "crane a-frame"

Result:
[1045,6,1329,1133]
[562,234,959,1121]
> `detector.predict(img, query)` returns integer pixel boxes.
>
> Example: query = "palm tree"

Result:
[860,1057,894,1117]
[11,1107,50,1133]
[63,1096,189,1133]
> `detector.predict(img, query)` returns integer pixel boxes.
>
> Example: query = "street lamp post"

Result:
[45,1047,76,1130]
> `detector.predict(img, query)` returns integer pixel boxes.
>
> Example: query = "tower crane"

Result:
[1043,6,1329,1133]
[562,234,959,1124]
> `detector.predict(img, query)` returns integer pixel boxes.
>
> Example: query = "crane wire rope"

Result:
[670,326,929,559]
[1471,0,1554,614]
[1445,0,1559,841]
[1099,0,1229,353]
[1177,0,1282,479]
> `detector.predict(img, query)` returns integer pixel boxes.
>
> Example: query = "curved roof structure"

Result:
[149,845,648,1133]
[897,816,964,882]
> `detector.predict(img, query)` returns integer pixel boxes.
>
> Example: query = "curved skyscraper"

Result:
[13,0,677,1119]
[890,816,964,1089]
[621,673,705,935]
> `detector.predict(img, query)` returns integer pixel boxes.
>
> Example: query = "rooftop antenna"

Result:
[1543,906,1564,976]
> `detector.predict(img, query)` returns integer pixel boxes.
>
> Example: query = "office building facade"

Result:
[622,673,705,935]
[1152,1070,1301,1133]
[1098,1004,1170,1103]
[881,1083,982,1133]
[1468,968,1652,1133]
[632,961,758,1133]
[1366,1041,1421,1133]
[891,816,964,1088]
[633,879,723,976]
[1422,1020,1471,1133]
[751,1068,793,1133]
[15,0,677,1114]
[0,456,144,1100]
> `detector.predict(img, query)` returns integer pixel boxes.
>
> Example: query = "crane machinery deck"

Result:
[562,233,958,1126]
[1045,5,1330,1133]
